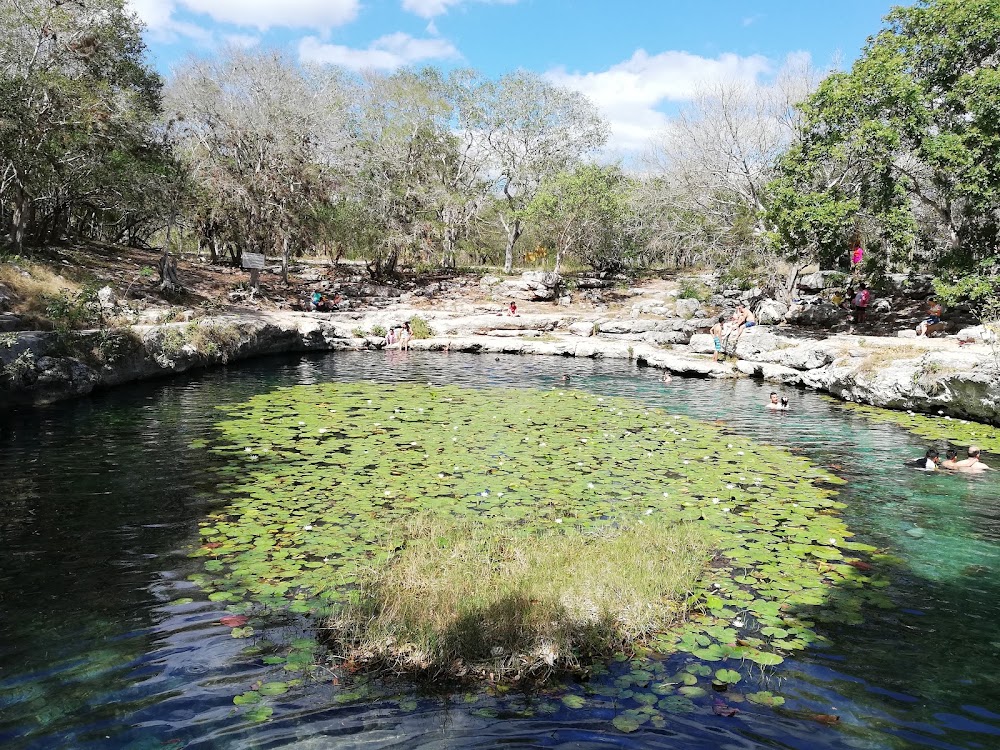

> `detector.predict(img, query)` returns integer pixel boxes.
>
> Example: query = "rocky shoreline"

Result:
[1,303,997,425]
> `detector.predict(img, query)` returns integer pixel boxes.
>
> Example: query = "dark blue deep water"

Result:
[1,351,998,749]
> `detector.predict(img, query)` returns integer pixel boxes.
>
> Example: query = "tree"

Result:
[165,49,346,281]
[768,0,1000,275]
[0,0,170,252]
[526,164,643,273]
[643,58,819,281]
[472,71,608,273]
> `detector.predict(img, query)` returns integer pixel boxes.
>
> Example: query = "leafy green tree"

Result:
[0,0,170,252]
[768,0,1000,274]
[526,164,643,273]
[472,71,608,273]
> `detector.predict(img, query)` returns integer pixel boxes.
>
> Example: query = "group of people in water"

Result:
[913,446,991,473]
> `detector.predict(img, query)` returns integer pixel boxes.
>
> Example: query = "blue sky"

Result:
[130,0,901,156]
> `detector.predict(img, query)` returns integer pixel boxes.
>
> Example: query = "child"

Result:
[710,316,725,362]
[508,301,518,316]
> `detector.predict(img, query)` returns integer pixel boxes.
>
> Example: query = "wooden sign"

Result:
[241,252,265,270]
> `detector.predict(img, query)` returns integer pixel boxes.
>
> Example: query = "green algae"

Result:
[831,399,1000,452]
[196,382,883,725]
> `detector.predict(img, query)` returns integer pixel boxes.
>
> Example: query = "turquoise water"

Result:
[1,351,998,749]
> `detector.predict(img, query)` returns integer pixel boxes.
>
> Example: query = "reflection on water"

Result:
[1,351,998,749]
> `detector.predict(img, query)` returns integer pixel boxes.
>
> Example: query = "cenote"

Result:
[2,351,999,750]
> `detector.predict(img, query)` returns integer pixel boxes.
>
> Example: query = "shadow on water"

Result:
[0,350,998,749]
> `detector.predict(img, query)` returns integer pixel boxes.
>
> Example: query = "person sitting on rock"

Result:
[916,298,944,337]
[507,301,518,316]
[310,290,331,312]
[954,446,991,472]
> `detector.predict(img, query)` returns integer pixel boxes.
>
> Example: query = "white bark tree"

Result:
[472,71,608,273]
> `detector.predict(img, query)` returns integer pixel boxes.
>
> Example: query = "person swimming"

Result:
[911,448,940,470]
[940,448,960,470]
[954,445,991,472]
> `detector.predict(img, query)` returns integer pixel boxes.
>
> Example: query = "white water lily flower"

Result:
[323,558,329,563]
[721,508,730,513]
[367,400,372,404]
[727,484,735,489]
[597,398,604,402]
[298,421,305,426]
[829,538,837,545]
[452,437,458,442]
[683,460,690,464]
[481,491,489,497]
[410,442,418,446]
[248,455,259,462]
[303,525,313,531]
[712,498,720,504]
[539,442,546,447]
[555,518,563,524]
[645,508,654,515]
[737,451,745,456]
[732,618,744,628]
[588,483,595,489]
[663,492,669,497]
[498,492,504,497]
[581,438,588,443]
[374,422,381,427]
[418,408,424,413]
[727,443,733,449]
[318,428,327,434]
[681,437,687,442]
[384,491,392,497]
[438,473,445,479]
[244,447,253,452]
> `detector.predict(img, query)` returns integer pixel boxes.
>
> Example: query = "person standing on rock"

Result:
[711,316,725,362]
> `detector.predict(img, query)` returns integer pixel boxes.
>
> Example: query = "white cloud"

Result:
[223,33,262,49]
[402,0,519,20]
[129,0,358,37]
[178,0,359,30]
[546,49,772,159]
[298,32,460,70]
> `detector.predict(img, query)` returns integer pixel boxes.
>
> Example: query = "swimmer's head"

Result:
[925,448,940,460]
[969,445,982,458]
[769,392,779,403]
[946,449,958,460]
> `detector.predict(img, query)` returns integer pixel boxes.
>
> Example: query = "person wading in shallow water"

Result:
[955,446,991,472]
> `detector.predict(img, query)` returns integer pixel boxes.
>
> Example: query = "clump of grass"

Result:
[325,515,714,682]
[409,316,433,339]
[0,260,80,321]
[677,279,712,302]
[187,322,245,363]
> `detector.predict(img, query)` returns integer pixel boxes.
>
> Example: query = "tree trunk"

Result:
[281,235,290,284]
[159,215,182,293]
[502,217,522,274]
[9,184,29,253]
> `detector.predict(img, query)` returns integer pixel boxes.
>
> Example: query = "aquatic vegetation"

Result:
[326,514,715,680]
[832,399,1000,452]
[196,382,884,723]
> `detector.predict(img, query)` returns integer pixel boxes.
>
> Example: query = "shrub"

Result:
[371,325,387,337]
[409,316,433,339]
[677,279,712,302]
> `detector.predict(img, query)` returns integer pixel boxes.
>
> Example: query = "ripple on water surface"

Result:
[1,351,999,749]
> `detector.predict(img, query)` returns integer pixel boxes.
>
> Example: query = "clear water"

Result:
[1,351,998,750]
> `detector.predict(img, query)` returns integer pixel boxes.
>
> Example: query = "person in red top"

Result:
[852,283,872,325]
[507,301,518,316]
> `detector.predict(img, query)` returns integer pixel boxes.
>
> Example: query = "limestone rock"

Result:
[674,298,701,319]
[689,333,718,355]
[97,286,118,310]
[568,321,594,337]
[785,302,848,328]
[755,299,788,325]
[733,326,780,360]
